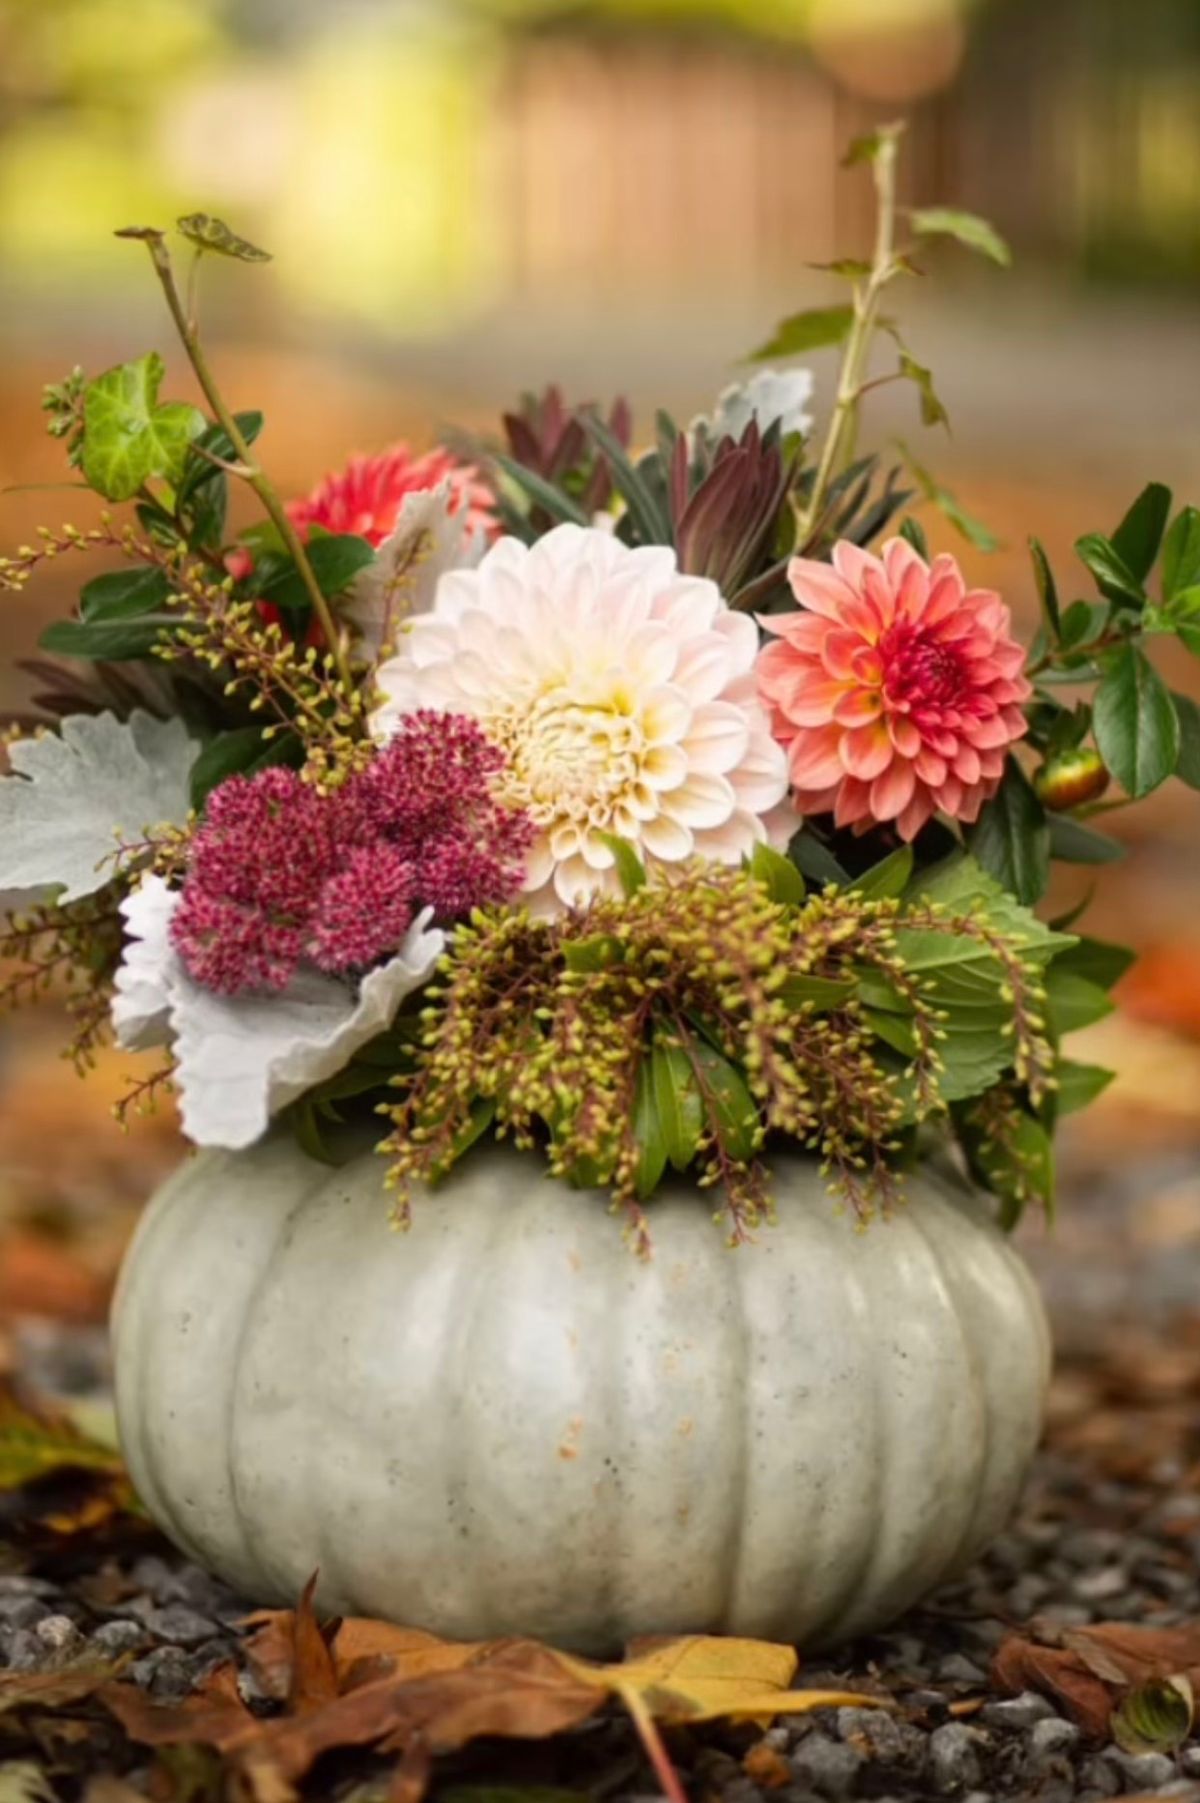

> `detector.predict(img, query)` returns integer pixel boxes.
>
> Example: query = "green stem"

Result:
[142,236,354,696]
[797,132,901,548]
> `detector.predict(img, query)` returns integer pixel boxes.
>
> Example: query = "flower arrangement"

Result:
[3,131,1198,1250]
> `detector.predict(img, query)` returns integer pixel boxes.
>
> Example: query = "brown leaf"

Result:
[0,1659,126,1718]
[993,1617,1200,1738]
[287,1576,339,1713]
[100,1663,259,1754]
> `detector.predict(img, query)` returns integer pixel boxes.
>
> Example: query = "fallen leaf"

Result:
[286,1576,339,1713]
[0,1763,58,1803]
[0,1382,141,1542]
[560,1634,878,1724]
[0,1660,127,1720]
[741,1742,793,1789]
[993,1618,1200,1738]
[100,1663,259,1755]
[1111,1674,1194,1756]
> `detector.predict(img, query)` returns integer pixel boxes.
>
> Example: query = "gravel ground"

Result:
[3,1341,1200,1800]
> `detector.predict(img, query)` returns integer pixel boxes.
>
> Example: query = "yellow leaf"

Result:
[559,1634,884,1722]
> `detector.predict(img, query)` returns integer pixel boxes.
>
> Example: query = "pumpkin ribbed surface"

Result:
[112,1137,1050,1652]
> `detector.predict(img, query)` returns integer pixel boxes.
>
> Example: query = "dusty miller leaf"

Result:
[0,712,196,904]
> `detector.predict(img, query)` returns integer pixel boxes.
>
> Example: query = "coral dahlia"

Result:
[372,525,792,909]
[757,538,1031,840]
[287,444,496,548]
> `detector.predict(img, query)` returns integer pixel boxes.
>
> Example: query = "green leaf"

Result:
[596,833,647,897]
[257,534,375,612]
[491,452,591,529]
[1093,643,1180,797]
[778,974,857,1011]
[789,829,849,886]
[1044,968,1115,1037]
[1058,598,1109,650]
[632,1059,668,1200]
[1172,690,1200,790]
[1074,532,1146,608]
[749,306,854,362]
[1053,1058,1115,1115]
[967,761,1050,905]
[79,565,169,622]
[959,1104,1054,1229]
[897,351,949,430]
[177,409,264,503]
[176,213,271,262]
[1111,1676,1194,1758]
[1052,934,1136,990]
[909,207,1011,266]
[1047,812,1125,865]
[748,842,805,904]
[897,445,1000,551]
[38,616,176,662]
[651,1041,704,1174]
[684,1040,759,1162]
[561,934,626,974]
[81,353,206,502]
[1162,505,1200,602]
[188,726,301,812]
[899,516,929,559]
[850,843,914,901]
[581,414,670,544]
[1028,537,1060,640]
[1111,481,1172,582]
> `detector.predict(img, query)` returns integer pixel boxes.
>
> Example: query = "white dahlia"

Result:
[372,525,793,909]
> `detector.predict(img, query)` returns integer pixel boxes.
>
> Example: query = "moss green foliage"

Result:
[381,853,1062,1250]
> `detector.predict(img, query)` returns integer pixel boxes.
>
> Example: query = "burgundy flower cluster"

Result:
[171,712,532,996]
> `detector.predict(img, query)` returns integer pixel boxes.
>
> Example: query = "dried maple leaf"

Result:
[993,1617,1200,1738]
[0,1381,142,1543]
[116,1588,881,1803]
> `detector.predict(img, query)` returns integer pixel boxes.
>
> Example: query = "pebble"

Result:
[1105,1746,1179,1790]
[0,1594,48,1629]
[139,1603,222,1647]
[789,1732,863,1800]
[927,1722,987,1794]
[936,1653,987,1683]
[835,1707,924,1766]
[979,1692,1056,1731]
[1076,1757,1121,1799]
[1071,1565,1128,1602]
[1026,1717,1080,1760]
[91,1619,147,1656]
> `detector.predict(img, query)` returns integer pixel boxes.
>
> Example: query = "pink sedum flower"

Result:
[757,538,1031,841]
[287,445,496,548]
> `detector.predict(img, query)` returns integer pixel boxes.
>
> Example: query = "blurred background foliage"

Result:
[0,0,1199,948]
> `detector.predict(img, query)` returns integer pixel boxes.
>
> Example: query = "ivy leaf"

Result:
[79,566,169,622]
[176,213,272,262]
[1093,644,1180,798]
[968,761,1050,905]
[1074,532,1146,609]
[1161,505,1200,602]
[749,307,854,362]
[1110,481,1172,582]
[81,353,206,502]
[898,350,949,429]
[909,207,1011,266]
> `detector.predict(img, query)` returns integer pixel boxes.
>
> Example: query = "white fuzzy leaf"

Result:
[113,877,444,1150]
[0,712,196,904]
[347,482,484,660]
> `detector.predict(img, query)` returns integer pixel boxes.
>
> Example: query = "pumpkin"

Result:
[113,1135,1050,1653]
